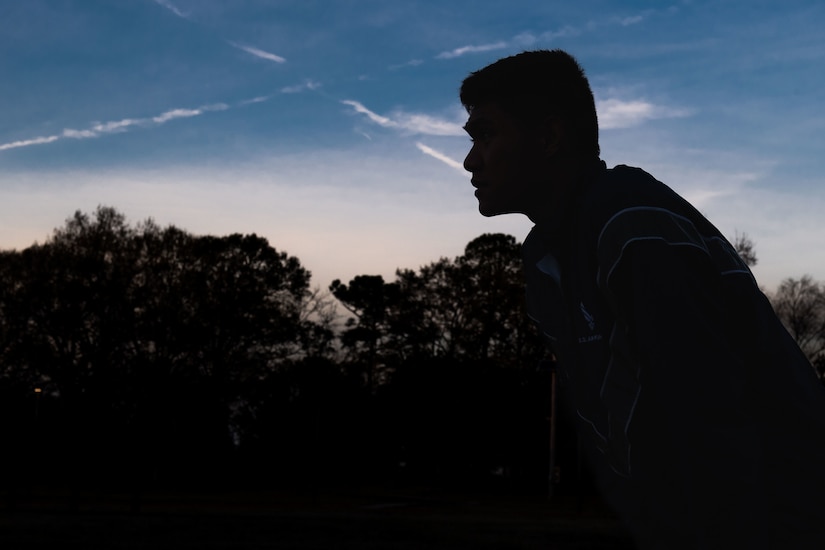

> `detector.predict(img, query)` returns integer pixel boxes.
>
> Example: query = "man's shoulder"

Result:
[575,165,665,235]
[581,164,690,228]
[527,164,687,257]
[592,164,667,202]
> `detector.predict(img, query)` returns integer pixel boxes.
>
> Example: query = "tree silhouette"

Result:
[329,275,399,390]
[392,233,544,366]
[0,206,317,491]
[329,233,550,487]
[455,233,542,365]
[771,275,825,377]
[0,213,613,496]
[731,231,758,267]
[330,234,545,382]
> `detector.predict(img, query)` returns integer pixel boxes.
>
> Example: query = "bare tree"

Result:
[770,275,825,377]
[731,231,758,268]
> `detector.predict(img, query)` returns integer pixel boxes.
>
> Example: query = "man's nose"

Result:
[463,143,481,173]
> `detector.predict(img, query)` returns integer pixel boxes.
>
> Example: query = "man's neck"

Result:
[528,158,605,229]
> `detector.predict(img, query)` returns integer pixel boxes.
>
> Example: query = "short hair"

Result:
[460,49,600,159]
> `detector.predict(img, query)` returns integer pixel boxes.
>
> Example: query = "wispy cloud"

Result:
[436,41,508,60]
[618,14,646,26]
[153,108,201,124]
[229,41,286,63]
[62,129,97,139]
[241,95,272,105]
[152,104,228,124]
[341,100,394,127]
[393,112,465,135]
[0,135,60,152]
[341,100,464,136]
[0,103,229,152]
[152,0,188,19]
[435,27,580,59]
[281,80,321,94]
[416,143,466,173]
[511,27,581,48]
[57,119,143,142]
[91,119,141,133]
[597,98,692,129]
[389,59,424,70]
[434,9,658,60]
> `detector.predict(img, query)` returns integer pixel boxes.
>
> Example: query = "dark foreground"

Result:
[1,488,635,549]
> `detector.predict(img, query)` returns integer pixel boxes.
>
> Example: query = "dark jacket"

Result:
[523,164,825,549]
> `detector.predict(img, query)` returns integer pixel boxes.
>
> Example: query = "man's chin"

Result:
[478,203,511,217]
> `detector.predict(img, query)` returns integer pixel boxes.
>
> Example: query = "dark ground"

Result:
[1,487,636,549]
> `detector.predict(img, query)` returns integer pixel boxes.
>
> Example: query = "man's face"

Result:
[463,102,547,219]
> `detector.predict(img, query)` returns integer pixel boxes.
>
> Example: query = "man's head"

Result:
[460,50,600,221]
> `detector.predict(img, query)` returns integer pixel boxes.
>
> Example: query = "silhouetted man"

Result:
[460,50,825,549]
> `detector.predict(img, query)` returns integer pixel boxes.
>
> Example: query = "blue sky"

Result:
[2,0,824,292]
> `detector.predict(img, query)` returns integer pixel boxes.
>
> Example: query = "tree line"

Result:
[1,207,823,502]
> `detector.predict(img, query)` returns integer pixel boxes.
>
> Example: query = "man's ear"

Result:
[539,116,564,156]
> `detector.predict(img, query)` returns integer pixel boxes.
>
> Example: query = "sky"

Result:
[1,0,824,293]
